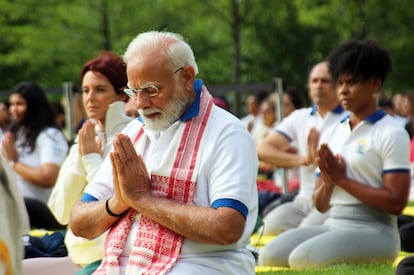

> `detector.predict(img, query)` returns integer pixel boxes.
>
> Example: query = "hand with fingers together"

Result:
[316,143,347,188]
[110,133,151,211]
[1,132,18,163]
[304,127,320,165]
[78,120,102,156]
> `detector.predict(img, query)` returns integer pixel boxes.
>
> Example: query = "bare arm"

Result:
[315,144,410,215]
[70,199,120,239]
[313,177,334,213]
[129,196,244,245]
[2,131,62,187]
[70,190,245,244]
[257,131,304,168]
[313,143,338,212]
[335,173,409,215]
[12,162,60,187]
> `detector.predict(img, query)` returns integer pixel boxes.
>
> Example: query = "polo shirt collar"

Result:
[364,109,387,123]
[310,103,344,115]
[180,79,202,121]
[340,109,387,124]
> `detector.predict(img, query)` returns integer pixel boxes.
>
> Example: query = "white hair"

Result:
[123,31,198,75]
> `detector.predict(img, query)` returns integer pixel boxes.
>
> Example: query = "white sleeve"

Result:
[380,127,410,170]
[38,128,69,165]
[275,109,304,141]
[207,122,258,209]
[83,151,114,201]
[48,144,86,224]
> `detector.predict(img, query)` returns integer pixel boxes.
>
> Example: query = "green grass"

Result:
[257,263,395,274]
[255,202,414,274]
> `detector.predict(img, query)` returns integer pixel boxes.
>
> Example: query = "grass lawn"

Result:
[256,263,395,274]
[253,204,414,275]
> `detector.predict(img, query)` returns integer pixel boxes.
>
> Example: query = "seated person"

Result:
[70,31,259,275]
[259,39,410,268]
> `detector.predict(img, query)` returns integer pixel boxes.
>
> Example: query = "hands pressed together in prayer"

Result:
[304,127,320,166]
[305,127,348,186]
[109,133,151,214]
[1,132,18,163]
[78,120,102,156]
[312,143,347,213]
[316,143,347,188]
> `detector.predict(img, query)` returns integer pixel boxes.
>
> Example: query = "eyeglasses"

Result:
[124,67,184,98]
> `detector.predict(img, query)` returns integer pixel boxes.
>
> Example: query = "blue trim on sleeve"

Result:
[276,130,293,142]
[80,193,99,202]
[383,169,410,174]
[316,172,321,177]
[211,198,248,220]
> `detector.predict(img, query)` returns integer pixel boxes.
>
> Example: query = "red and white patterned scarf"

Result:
[94,87,214,275]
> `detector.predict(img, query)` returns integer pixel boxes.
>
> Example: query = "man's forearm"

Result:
[130,195,245,245]
[258,146,304,168]
[70,200,120,239]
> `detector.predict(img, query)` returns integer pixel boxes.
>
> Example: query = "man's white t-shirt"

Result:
[84,105,259,274]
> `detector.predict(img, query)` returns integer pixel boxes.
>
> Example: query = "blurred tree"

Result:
[0,0,413,104]
[293,0,414,91]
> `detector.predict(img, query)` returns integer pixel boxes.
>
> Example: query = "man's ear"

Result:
[119,91,129,103]
[181,66,195,92]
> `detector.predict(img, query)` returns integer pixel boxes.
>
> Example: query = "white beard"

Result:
[138,84,189,131]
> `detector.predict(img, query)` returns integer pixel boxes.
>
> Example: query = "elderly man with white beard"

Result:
[70,31,258,275]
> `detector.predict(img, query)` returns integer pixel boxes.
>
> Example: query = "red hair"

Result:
[80,51,127,94]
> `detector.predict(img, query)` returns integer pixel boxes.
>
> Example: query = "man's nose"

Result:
[135,92,152,109]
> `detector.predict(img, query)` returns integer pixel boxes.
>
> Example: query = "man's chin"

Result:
[142,117,171,131]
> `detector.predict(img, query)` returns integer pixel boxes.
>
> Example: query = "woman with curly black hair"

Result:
[259,39,410,268]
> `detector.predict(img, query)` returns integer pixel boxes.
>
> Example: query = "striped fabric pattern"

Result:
[95,87,213,275]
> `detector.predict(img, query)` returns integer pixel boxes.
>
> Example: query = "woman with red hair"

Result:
[24,52,133,274]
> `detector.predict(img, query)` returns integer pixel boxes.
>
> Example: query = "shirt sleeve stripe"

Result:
[276,130,292,142]
[383,169,410,174]
[81,193,98,202]
[211,198,248,220]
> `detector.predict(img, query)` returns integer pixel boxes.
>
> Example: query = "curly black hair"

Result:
[328,39,392,85]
